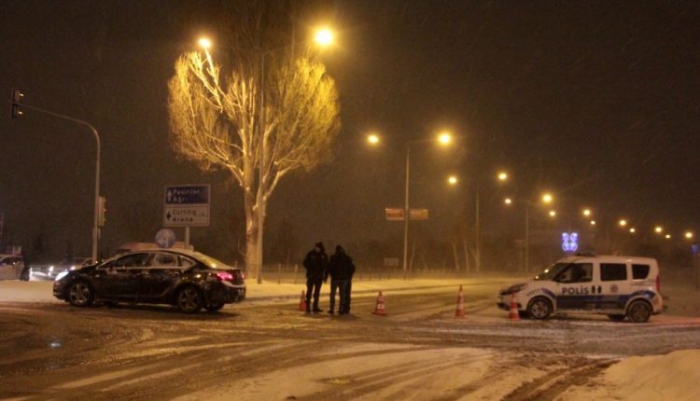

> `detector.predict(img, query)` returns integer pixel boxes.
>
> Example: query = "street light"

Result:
[367,133,380,145]
[198,37,212,49]
[314,28,334,46]
[474,170,508,273]
[524,192,553,272]
[448,175,458,185]
[9,94,101,262]
[199,29,334,283]
[403,132,453,279]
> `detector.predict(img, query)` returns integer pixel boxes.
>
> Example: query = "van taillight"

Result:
[656,275,661,293]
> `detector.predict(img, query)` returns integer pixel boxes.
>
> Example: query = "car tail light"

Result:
[216,272,234,281]
[656,274,661,293]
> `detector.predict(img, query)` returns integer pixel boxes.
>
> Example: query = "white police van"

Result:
[497,254,663,322]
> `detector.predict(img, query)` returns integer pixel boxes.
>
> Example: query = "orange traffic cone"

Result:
[508,293,520,321]
[455,285,466,319]
[372,291,387,316]
[298,290,307,312]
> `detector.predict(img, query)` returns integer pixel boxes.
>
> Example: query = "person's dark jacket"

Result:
[326,246,355,281]
[303,245,328,280]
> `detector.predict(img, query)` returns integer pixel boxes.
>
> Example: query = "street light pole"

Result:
[525,203,530,273]
[9,101,101,262]
[256,51,266,285]
[403,145,411,279]
[475,184,480,273]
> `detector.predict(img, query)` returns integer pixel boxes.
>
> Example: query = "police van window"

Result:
[601,263,627,281]
[555,263,592,283]
[632,264,650,279]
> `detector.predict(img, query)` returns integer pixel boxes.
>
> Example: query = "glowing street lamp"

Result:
[583,208,592,217]
[542,193,553,204]
[619,219,628,227]
[504,197,513,205]
[498,171,508,181]
[549,210,557,218]
[448,175,458,185]
[665,234,672,239]
[198,37,212,49]
[590,220,596,226]
[655,226,664,234]
[437,132,453,145]
[685,231,694,240]
[630,227,636,234]
[314,28,334,46]
[367,134,380,146]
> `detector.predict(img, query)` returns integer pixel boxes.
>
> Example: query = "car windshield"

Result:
[534,263,572,281]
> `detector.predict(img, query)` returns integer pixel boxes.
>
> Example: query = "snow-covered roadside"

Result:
[559,350,700,401]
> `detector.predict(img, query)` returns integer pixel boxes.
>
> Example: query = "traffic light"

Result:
[11,89,23,118]
[98,196,107,227]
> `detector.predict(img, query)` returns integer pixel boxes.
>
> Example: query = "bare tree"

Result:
[167,47,340,277]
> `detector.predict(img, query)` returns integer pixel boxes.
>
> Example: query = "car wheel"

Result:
[607,314,626,322]
[627,300,652,323]
[67,281,94,307]
[205,302,225,312]
[176,286,203,314]
[527,297,552,320]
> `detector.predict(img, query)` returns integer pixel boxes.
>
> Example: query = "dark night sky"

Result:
[1,1,699,263]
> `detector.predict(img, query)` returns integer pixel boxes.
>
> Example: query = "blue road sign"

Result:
[165,185,210,205]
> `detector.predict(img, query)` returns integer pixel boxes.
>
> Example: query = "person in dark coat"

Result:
[303,242,328,313]
[326,245,356,315]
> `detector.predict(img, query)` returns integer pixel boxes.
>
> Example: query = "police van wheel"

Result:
[527,297,552,320]
[627,300,652,323]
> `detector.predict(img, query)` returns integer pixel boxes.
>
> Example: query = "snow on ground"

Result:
[2,275,700,400]
[559,350,700,401]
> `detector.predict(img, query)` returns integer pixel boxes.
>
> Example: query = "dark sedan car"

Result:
[53,249,246,313]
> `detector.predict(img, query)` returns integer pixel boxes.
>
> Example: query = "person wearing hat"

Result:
[303,242,328,313]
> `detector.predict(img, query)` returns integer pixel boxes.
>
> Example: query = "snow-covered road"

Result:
[0,278,699,400]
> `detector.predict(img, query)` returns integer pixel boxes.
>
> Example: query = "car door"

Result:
[97,253,150,300]
[0,257,11,280]
[597,262,629,310]
[0,257,23,280]
[137,252,183,301]
[554,262,594,310]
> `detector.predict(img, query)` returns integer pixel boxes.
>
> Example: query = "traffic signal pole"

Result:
[9,93,102,262]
